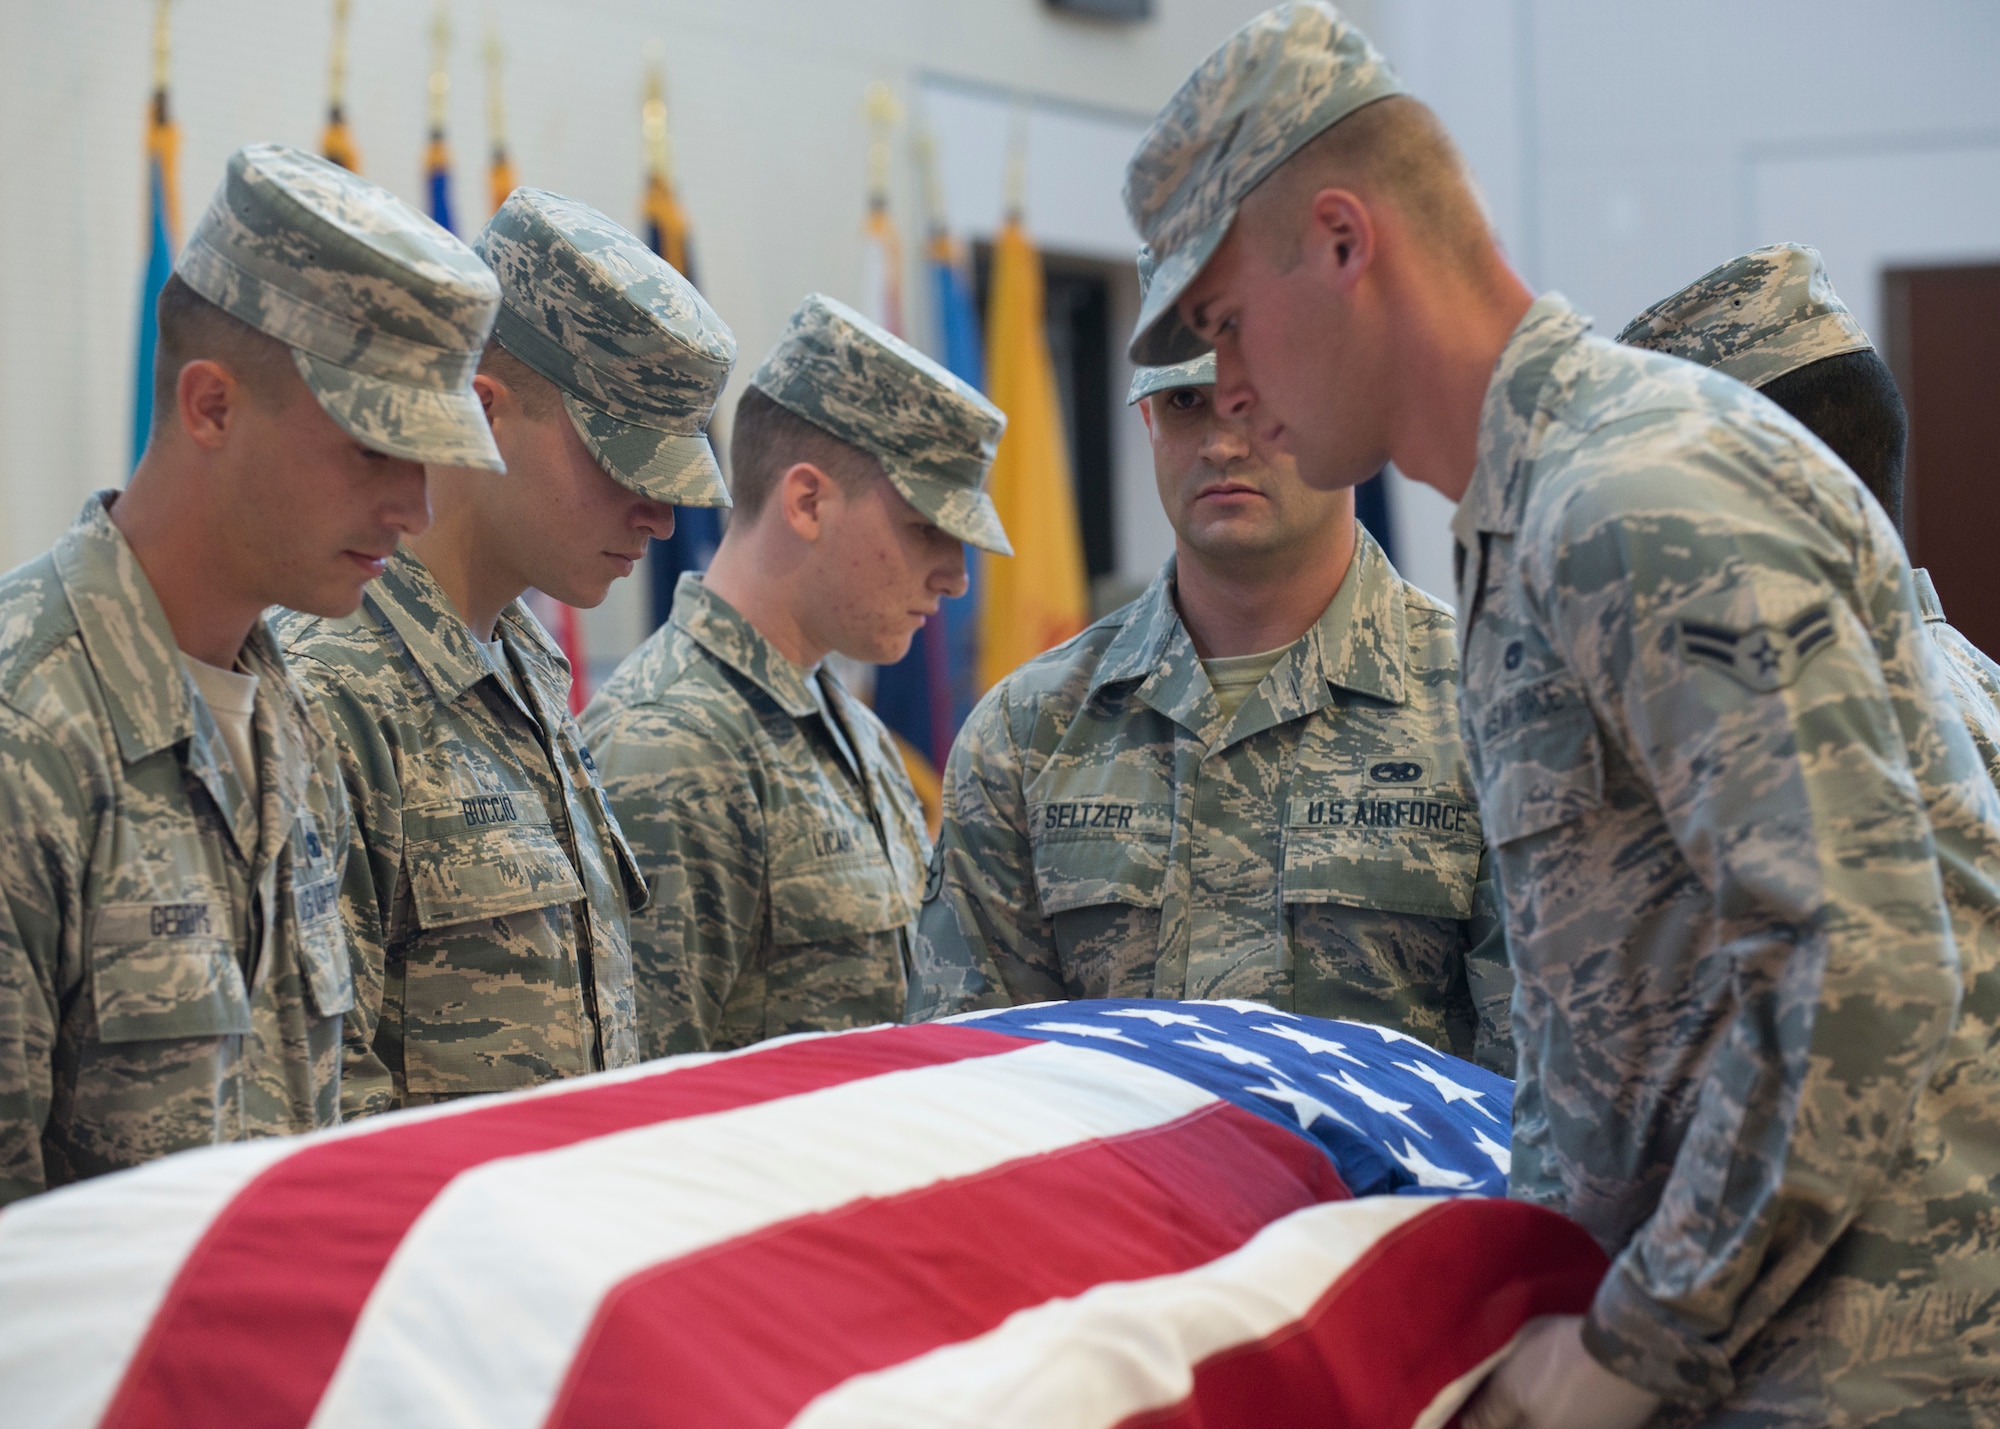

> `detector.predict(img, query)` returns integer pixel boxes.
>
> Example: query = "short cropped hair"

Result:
[727,385,878,520]
[1759,349,1908,533]
[478,338,565,421]
[150,273,295,432]
[1245,93,1495,273]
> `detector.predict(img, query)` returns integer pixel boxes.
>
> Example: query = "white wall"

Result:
[1373,0,2000,603]
[5,0,1993,646]
[0,0,1295,666]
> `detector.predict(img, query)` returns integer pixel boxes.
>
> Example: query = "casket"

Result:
[0,999,1604,1428]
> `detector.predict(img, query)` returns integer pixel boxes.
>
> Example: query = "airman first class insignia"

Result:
[1677,604,1835,692]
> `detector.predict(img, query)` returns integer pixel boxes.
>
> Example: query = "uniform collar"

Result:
[1452,293,1592,548]
[1090,530,1409,739]
[54,492,191,763]
[56,491,324,859]
[367,546,560,706]
[1912,568,1946,623]
[672,573,818,718]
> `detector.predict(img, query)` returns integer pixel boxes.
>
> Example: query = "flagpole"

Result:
[425,2,454,232]
[322,0,361,171]
[485,22,515,213]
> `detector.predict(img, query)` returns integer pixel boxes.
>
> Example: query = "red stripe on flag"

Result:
[1119,1199,1609,1429]
[99,1024,1026,1429]
[545,1101,1349,1429]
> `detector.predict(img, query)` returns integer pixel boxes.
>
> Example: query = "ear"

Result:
[1138,395,1158,439]
[471,371,503,426]
[1307,187,1375,291]
[175,359,239,452]
[777,461,837,542]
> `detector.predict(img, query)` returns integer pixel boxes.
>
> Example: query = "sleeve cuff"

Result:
[1583,1252,1737,1407]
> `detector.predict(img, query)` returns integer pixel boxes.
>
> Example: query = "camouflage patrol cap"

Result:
[1124,2,1403,366]
[747,293,1012,555]
[1127,246,1216,403]
[1617,243,1873,390]
[175,143,503,470]
[475,189,737,506]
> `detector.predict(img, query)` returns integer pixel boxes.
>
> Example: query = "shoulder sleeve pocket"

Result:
[89,900,252,1043]
[1475,676,1605,847]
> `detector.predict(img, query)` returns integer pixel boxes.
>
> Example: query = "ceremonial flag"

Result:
[321,0,361,172]
[977,217,1089,692]
[639,65,722,637]
[0,1001,1604,1429]
[131,3,179,473]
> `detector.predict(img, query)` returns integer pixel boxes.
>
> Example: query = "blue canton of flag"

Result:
[953,999,1512,1198]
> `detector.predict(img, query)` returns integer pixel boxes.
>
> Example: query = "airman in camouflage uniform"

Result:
[582,294,1009,1055]
[1622,242,2000,795]
[0,144,500,1201]
[910,255,1510,1072]
[1128,6,2000,1423]
[276,190,729,1113]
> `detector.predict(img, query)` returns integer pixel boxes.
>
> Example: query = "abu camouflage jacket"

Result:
[581,576,929,1056]
[276,549,644,1116]
[910,531,1512,1073]
[0,494,352,1203]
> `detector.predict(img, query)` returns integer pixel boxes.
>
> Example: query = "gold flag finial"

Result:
[428,3,451,131]
[151,0,172,99]
[322,0,361,170]
[1003,101,1029,221]
[483,22,506,148]
[642,43,673,183]
[328,0,353,112]
[863,80,902,210]
[914,120,948,239]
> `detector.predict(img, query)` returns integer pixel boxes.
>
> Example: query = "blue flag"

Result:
[131,124,176,473]
[872,238,987,772]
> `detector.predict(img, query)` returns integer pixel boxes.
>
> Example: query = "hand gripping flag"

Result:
[0,1002,1604,1429]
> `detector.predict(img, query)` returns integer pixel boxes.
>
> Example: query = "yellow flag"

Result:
[976,219,1089,692]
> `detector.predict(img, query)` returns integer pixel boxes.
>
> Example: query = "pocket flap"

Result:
[90,900,252,1043]
[1030,828,1169,917]
[407,821,585,929]
[769,850,912,945]
[1282,797,1482,920]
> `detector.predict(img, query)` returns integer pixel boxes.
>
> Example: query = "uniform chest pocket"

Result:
[1282,792,1482,920]
[403,792,585,929]
[768,842,912,945]
[1028,799,1171,915]
[89,898,252,1043]
[1472,674,1605,847]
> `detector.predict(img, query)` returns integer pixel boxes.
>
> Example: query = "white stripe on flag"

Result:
[789,1197,1442,1429]
[0,1138,298,1429]
[310,1040,1215,1429]
[0,1047,742,1429]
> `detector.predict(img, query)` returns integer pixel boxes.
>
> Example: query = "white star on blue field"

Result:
[947,999,1512,1197]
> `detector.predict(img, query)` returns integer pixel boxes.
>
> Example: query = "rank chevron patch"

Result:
[1677,604,1835,692]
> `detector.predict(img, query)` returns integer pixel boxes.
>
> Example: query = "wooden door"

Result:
[1884,264,2000,659]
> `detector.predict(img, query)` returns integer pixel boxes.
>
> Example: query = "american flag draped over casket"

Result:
[0,1000,1605,1428]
